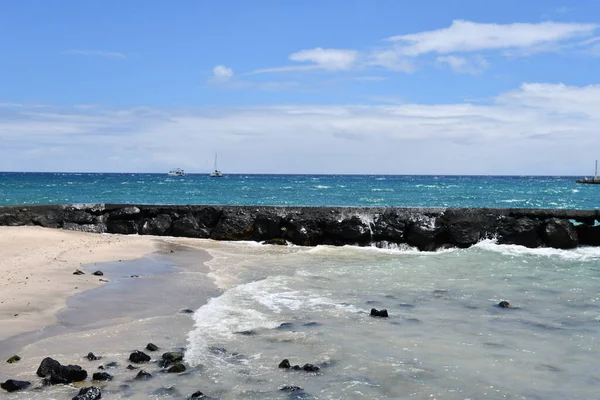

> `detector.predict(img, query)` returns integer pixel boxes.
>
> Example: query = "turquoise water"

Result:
[0,173,596,208]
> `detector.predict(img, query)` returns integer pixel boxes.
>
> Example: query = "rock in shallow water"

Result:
[129,350,151,363]
[92,270,104,276]
[72,386,101,400]
[135,370,152,380]
[6,355,20,363]
[146,343,159,351]
[92,372,113,381]
[280,386,303,392]
[1,379,31,392]
[36,357,88,384]
[160,352,183,367]
[370,308,389,317]
[86,352,100,361]
[498,301,511,308]
[167,363,186,373]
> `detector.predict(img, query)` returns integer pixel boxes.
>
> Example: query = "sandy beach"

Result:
[0,226,161,342]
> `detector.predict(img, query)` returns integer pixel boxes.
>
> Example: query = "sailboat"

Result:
[210,153,224,177]
[576,160,600,184]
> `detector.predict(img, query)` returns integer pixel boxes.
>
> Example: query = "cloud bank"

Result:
[1,82,599,175]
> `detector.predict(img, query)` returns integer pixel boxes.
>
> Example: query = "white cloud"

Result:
[289,47,359,70]
[367,50,415,72]
[65,49,127,59]
[212,65,234,81]
[388,20,597,55]
[2,83,600,174]
[436,55,489,74]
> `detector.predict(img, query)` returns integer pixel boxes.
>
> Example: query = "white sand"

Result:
[0,226,159,342]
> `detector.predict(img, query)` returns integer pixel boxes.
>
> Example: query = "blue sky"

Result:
[1,0,600,174]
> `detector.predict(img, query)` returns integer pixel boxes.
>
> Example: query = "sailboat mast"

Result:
[595,160,598,179]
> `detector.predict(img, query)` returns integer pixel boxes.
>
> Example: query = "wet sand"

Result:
[0,227,221,399]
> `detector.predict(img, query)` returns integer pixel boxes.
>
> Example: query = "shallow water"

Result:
[183,241,600,400]
[2,240,599,400]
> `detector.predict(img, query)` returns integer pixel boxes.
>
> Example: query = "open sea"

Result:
[0,172,598,208]
[1,173,600,399]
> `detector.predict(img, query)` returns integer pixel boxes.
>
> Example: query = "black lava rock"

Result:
[146,343,159,352]
[180,309,194,314]
[167,363,186,373]
[92,372,113,381]
[126,364,138,370]
[302,363,320,372]
[6,355,20,363]
[1,379,31,392]
[86,352,100,361]
[498,301,511,308]
[280,386,303,392]
[73,270,85,275]
[129,350,151,363]
[72,386,102,400]
[92,271,104,276]
[370,308,389,318]
[36,357,87,384]
[189,391,206,399]
[135,370,152,380]
[161,352,183,368]
[278,359,291,369]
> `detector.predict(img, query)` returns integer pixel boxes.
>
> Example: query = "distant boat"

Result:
[168,168,185,177]
[210,153,224,177]
[576,160,600,184]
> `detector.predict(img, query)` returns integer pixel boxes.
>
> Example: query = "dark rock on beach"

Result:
[189,391,207,399]
[86,352,100,361]
[73,269,85,275]
[92,270,104,276]
[278,359,291,369]
[542,218,578,249]
[6,355,20,363]
[129,350,151,363]
[370,308,389,318]
[167,363,186,373]
[280,386,303,392]
[126,364,138,370]
[146,343,159,351]
[37,357,88,384]
[498,301,511,308]
[1,379,31,392]
[72,386,102,400]
[134,370,152,380]
[92,372,113,381]
[161,352,184,368]
[180,308,195,314]
[302,363,320,372]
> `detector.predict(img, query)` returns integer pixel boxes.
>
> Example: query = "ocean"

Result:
[1,173,599,399]
[0,172,596,209]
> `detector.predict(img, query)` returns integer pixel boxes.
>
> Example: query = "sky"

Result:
[1,0,600,175]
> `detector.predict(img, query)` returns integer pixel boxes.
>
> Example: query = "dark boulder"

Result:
[43,364,88,385]
[36,357,62,377]
[171,215,209,238]
[180,308,195,314]
[72,387,102,400]
[278,359,291,369]
[405,218,443,251]
[92,271,103,276]
[282,214,323,246]
[64,209,94,224]
[6,355,20,363]
[135,370,152,380]
[92,372,113,381]
[372,211,406,242]
[253,213,282,241]
[139,214,172,235]
[167,363,186,373]
[160,352,184,368]
[497,217,542,248]
[370,308,389,318]
[106,220,139,234]
[108,206,141,220]
[576,224,600,246]
[322,216,372,244]
[189,391,206,399]
[498,301,511,308]
[542,218,578,249]
[146,343,159,352]
[126,364,137,370]
[86,352,100,361]
[129,350,151,363]
[302,363,320,372]
[73,269,85,275]
[210,209,254,240]
[1,379,31,392]
[280,386,303,392]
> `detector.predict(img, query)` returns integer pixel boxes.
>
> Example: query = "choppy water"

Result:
[182,241,600,400]
[0,172,597,208]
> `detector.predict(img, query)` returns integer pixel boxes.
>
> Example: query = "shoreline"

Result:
[0,226,162,344]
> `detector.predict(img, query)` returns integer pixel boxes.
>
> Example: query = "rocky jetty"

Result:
[1,204,599,250]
